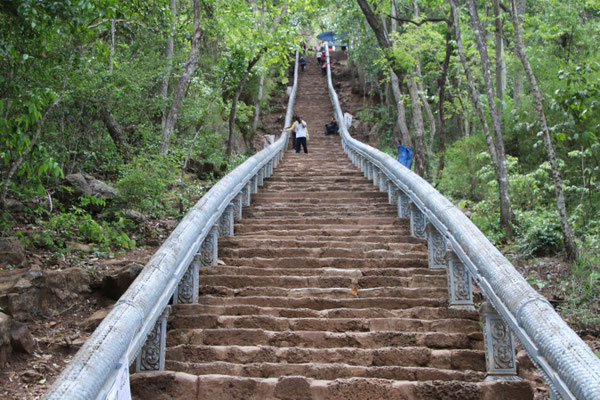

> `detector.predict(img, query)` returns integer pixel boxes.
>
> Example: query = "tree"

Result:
[465,0,515,237]
[160,0,203,154]
[509,0,578,260]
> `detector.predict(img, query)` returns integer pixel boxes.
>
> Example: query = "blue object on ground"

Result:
[397,146,414,169]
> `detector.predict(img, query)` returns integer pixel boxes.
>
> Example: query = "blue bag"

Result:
[397,146,414,169]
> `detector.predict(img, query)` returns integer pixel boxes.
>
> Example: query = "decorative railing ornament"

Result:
[325,44,600,400]
[43,51,300,400]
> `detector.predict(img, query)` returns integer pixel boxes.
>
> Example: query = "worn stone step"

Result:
[197,275,444,290]
[130,372,535,400]
[167,328,482,350]
[218,247,426,260]
[170,305,478,321]
[237,216,403,225]
[192,295,447,310]
[165,345,485,371]
[169,315,480,334]
[218,238,424,251]
[218,256,428,269]
[232,229,416,238]
[198,285,447,300]
[165,361,487,382]
[220,234,424,245]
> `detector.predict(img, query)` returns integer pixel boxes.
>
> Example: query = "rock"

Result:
[101,263,144,300]
[64,173,119,200]
[0,237,27,269]
[0,267,44,321]
[81,306,112,332]
[66,241,92,252]
[10,320,34,354]
[20,369,43,383]
[186,159,228,180]
[43,268,92,302]
[0,312,12,364]
[123,209,146,223]
[4,198,25,213]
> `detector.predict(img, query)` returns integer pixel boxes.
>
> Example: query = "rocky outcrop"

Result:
[101,263,143,300]
[63,173,119,200]
[0,267,91,321]
[0,237,27,269]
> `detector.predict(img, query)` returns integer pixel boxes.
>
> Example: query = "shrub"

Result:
[516,209,564,257]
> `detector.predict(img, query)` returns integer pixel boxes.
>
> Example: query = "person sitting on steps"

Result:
[325,119,338,135]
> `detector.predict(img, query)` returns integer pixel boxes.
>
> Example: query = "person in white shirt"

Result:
[292,115,308,154]
[316,50,323,66]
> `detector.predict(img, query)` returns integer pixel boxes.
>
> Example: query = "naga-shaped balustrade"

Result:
[324,44,600,400]
[43,52,300,400]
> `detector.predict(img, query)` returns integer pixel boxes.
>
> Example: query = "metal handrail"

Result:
[44,50,299,400]
[325,44,600,400]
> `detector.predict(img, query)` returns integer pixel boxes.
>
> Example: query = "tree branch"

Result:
[386,15,449,26]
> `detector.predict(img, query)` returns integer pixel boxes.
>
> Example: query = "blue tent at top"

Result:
[317,31,347,45]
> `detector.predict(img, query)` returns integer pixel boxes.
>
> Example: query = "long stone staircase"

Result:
[130,56,534,399]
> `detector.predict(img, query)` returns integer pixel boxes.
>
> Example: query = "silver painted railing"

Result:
[43,51,299,400]
[325,44,600,400]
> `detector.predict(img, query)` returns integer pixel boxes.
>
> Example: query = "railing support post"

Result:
[200,225,219,267]
[397,192,410,218]
[136,306,170,373]
[243,184,251,206]
[365,161,371,179]
[388,185,398,205]
[480,302,519,381]
[257,168,264,186]
[173,259,199,304]
[445,251,475,309]
[379,177,388,193]
[409,203,426,239]
[373,169,380,186]
[426,223,447,269]
[233,193,243,221]
[252,175,258,194]
[218,203,234,237]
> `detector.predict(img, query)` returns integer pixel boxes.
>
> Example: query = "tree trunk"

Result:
[512,0,526,108]
[101,107,131,160]
[450,0,514,232]
[160,0,201,154]
[390,72,412,146]
[407,72,427,176]
[226,56,261,156]
[436,19,453,180]
[389,0,411,146]
[510,0,578,260]
[160,0,177,130]
[249,70,265,150]
[466,0,515,237]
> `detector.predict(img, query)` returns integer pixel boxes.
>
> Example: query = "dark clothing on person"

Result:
[295,137,308,153]
[325,121,338,135]
[300,57,306,71]
[321,62,327,76]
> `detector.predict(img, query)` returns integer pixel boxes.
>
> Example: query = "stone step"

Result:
[165,361,486,382]
[196,274,444,290]
[169,315,480,334]
[130,372,534,400]
[165,345,485,370]
[217,238,424,251]
[192,295,447,310]
[218,257,428,269]
[170,305,478,321]
[252,191,388,200]
[198,286,447,300]
[232,229,415,238]
[219,234,424,244]
[167,328,482,350]
[218,247,426,260]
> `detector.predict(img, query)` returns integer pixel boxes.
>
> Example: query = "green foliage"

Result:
[115,154,180,216]
[516,209,564,257]
[32,206,135,252]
